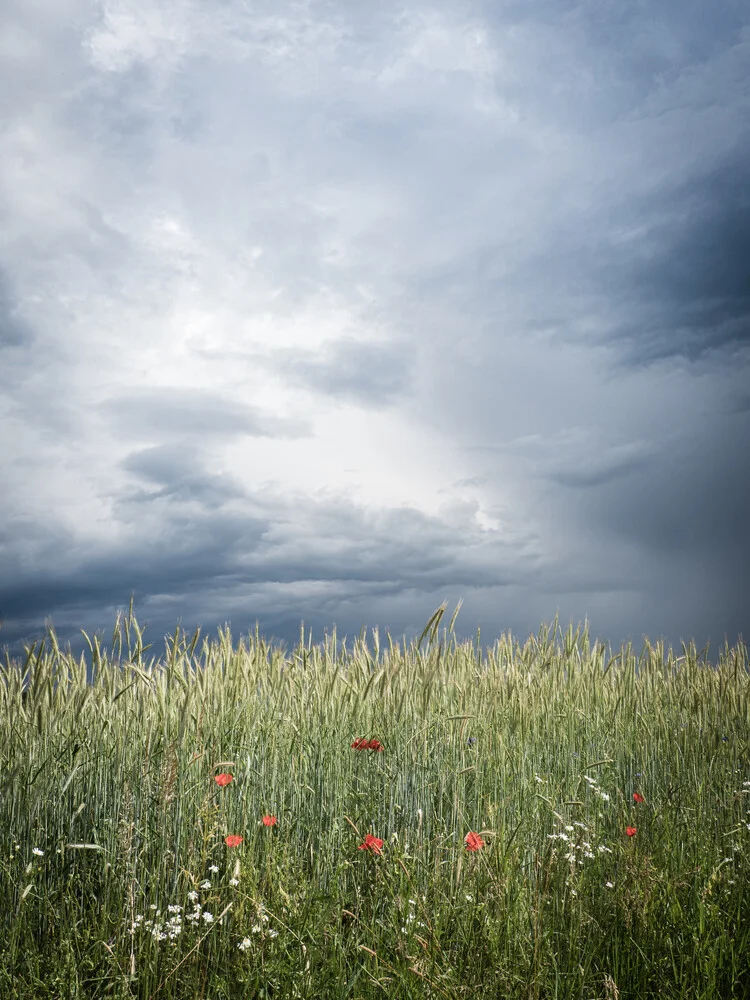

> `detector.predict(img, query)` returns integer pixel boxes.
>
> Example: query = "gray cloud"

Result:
[1,0,748,669]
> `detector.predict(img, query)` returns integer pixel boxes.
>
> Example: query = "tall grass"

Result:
[1,598,748,999]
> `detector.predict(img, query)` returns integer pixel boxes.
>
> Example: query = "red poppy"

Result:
[626,826,637,837]
[262,815,277,827]
[225,834,243,847]
[214,773,234,787]
[464,831,485,851]
[351,737,384,751]
[632,792,645,803]
[357,834,384,855]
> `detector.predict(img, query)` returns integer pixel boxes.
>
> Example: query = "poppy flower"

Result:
[357,834,384,855]
[225,835,243,847]
[464,831,485,851]
[351,737,384,751]
[215,773,234,787]
[632,792,645,803]
[262,815,277,827]
[625,826,637,837]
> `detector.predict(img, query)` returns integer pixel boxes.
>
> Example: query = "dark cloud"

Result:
[0,270,33,350]
[0,0,748,672]
[98,387,314,440]
[262,335,418,409]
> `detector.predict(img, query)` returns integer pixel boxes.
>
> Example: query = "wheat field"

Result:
[1,599,748,999]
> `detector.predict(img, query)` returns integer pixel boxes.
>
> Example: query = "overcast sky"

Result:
[1,0,749,670]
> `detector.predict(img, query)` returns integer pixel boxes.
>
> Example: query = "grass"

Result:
[1,597,749,1000]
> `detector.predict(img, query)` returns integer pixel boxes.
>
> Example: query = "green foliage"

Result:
[0,599,749,998]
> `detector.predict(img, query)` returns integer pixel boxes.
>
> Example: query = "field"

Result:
[1,599,749,1000]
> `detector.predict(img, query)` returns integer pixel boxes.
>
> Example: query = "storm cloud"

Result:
[1,0,748,668]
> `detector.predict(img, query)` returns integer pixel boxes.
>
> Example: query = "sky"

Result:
[1,0,749,671]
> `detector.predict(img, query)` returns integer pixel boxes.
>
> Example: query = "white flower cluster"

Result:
[400,897,427,935]
[130,906,184,944]
[127,874,222,945]
[238,903,279,947]
[583,775,610,801]
[547,819,613,882]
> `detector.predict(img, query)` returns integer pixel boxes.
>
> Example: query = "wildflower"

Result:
[351,737,383,751]
[215,773,234,787]
[230,877,240,886]
[32,848,44,857]
[225,835,243,848]
[262,815,277,827]
[605,881,614,889]
[167,904,182,914]
[202,911,214,923]
[633,792,645,803]
[626,826,637,837]
[268,928,279,938]
[200,880,212,889]
[239,937,252,951]
[187,890,199,902]
[464,831,485,851]
[358,834,384,855]
[208,864,219,873]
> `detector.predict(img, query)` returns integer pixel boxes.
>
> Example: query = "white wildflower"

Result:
[605,882,614,889]
[230,878,240,886]
[200,880,211,890]
[32,848,44,857]
[238,937,252,951]
[268,929,278,938]
[209,865,219,873]
[202,911,214,923]
[187,890,199,902]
